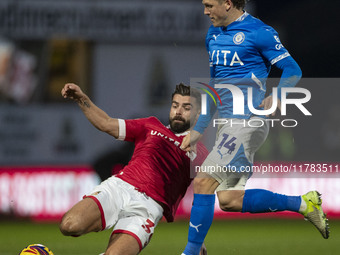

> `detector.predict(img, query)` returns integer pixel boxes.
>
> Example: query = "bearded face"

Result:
[169,94,200,133]
[169,115,191,133]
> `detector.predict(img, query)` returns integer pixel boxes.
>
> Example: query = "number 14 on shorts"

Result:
[217,133,237,158]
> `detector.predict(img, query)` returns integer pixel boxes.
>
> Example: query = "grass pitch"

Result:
[1,218,338,255]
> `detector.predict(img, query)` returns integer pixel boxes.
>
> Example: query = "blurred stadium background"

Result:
[0,0,339,254]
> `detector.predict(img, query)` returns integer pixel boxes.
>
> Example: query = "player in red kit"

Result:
[59,83,208,255]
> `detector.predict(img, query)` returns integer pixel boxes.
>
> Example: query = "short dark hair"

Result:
[217,0,246,10]
[172,83,201,108]
[232,0,246,9]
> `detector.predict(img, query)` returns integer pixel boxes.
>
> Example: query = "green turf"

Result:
[1,218,338,255]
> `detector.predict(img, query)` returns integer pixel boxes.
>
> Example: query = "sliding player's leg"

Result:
[104,233,141,255]
[105,205,163,255]
[59,197,103,236]
[60,176,126,237]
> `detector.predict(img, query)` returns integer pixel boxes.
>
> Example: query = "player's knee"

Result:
[219,198,242,212]
[193,177,217,194]
[219,200,234,211]
[59,213,84,236]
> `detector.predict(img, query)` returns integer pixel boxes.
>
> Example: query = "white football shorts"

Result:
[201,117,269,191]
[84,176,164,251]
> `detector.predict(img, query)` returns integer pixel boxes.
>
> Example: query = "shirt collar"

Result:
[235,11,249,22]
[222,11,248,31]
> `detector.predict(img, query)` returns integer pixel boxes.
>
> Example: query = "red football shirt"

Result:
[115,116,207,222]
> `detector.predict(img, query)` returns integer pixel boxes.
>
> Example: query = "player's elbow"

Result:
[285,59,302,82]
[277,56,303,83]
[97,118,119,138]
[294,63,302,80]
[289,59,302,80]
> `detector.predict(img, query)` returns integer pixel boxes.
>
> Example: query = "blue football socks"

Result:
[242,189,301,213]
[183,189,301,254]
[182,194,215,255]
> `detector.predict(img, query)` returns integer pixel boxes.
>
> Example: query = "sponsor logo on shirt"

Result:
[151,130,181,147]
[150,130,197,160]
[212,34,221,41]
[274,35,284,50]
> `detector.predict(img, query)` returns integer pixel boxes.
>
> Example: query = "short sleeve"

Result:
[117,119,126,140]
[118,118,146,142]
[256,26,291,66]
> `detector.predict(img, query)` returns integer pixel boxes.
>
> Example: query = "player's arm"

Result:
[260,56,302,115]
[61,83,119,138]
[180,130,202,152]
[256,27,302,115]
[273,55,302,99]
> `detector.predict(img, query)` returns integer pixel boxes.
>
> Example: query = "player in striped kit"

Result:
[181,1,329,254]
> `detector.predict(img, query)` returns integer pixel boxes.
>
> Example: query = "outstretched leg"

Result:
[241,189,301,213]
[104,233,140,255]
[300,191,329,239]
[59,197,103,236]
[217,189,329,239]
